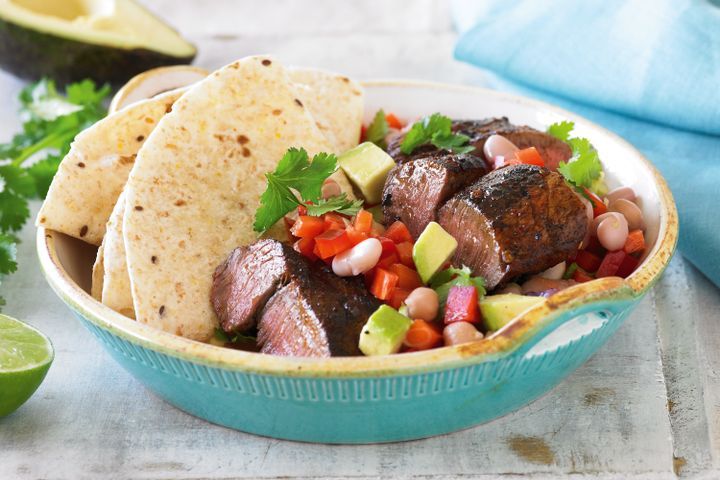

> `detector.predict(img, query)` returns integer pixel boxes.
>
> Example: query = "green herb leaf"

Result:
[306,194,364,217]
[365,109,389,149]
[253,148,339,232]
[400,113,474,155]
[0,234,18,275]
[213,327,257,344]
[547,121,603,190]
[430,265,486,310]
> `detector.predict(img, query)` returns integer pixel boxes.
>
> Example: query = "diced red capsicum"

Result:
[353,209,373,233]
[596,250,626,278]
[384,221,413,243]
[290,215,325,238]
[388,263,423,290]
[345,225,369,246]
[323,212,348,231]
[616,253,639,278]
[385,113,404,129]
[583,188,607,217]
[370,268,399,300]
[403,319,442,350]
[387,287,411,309]
[572,267,594,283]
[293,237,317,261]
[313,229,353,259]
[514,147,545,167]
[623,229,645,254]
[444,286,480,324]
[575,249,602,273]
[395,241,414,268]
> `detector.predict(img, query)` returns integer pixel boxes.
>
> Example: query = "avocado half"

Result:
[0,0,196,86]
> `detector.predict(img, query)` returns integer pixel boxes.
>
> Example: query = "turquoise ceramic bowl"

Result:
[37,80,678,443]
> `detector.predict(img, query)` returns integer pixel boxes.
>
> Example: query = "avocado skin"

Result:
[0,18,196,86]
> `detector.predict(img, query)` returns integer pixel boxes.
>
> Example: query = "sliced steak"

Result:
[437,164,587,289]
[258,265,379,357]
[381,153,488,239]
[211,239,306,334]
[211,239,380,357]
[387,117,572,170]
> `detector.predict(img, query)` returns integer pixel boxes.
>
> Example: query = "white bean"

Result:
[405,287,439,321]
[443,322,484,346]
[540,261,566,280]
[609,198,644,231]
[592,212,623,235]
[321,179,342,199]
[521,276,575,295]
[605,186,636,204]
[331,238,382,277]
[596,213,629,251]
[483,134,519,167]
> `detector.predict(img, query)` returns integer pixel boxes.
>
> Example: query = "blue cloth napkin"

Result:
[452,0,720,287]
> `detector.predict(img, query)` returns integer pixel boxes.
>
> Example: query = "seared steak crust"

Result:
[381,153,488,239]
[437,164,587,289]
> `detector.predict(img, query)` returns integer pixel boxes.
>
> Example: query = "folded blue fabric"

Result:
[452,0,720,287]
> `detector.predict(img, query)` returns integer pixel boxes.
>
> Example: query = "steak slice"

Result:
[211,239,306,334]
[387,117,572,170]
[211,239,380,357]
[437,164,587,289]
[381,152,488,239]
[258,265,379,357]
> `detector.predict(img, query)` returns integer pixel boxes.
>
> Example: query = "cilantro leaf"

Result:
[400,113,474,155]
[546,120,574,142]
[365,109,389,149]
[213,328,257,344]
[547,121,603,190]
[430,265,486,311]
[26,154,62,198]
[253,148,339,232]
[0,234,18,275]
[306,194,364,217]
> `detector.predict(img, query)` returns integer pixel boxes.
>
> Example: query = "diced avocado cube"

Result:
[412,222,458,284]
[338,142,396,204]
[359,305,413,356]
[480,294,545,331]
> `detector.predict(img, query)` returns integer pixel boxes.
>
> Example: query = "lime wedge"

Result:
[0,314,53,417]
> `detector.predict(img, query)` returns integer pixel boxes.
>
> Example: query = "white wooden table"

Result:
[1,1,719,478]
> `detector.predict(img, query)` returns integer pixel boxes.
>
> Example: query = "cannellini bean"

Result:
[498,283,522,294]
[331,238,382,277]
[605,186,636,204]
[609,198,644,231]
[522,276,575,295]
[540,261,566,280]
[321,179,342,199]
[596,213,629,251]
[405,287,439,321]
[483,134,519,167]
[443,322,484,346]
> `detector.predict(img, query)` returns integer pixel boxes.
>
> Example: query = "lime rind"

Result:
[0,315,54,373]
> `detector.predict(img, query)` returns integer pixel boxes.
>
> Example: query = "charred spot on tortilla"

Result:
[39,216,46,223]
[340,76,350,83]
[77,162,86,168]
[272,109,282,116]
[151,255,158,264]
[294,98,303,107]
[242,147,251,157]
[237,135,249,144]
[261,59,272,66]
[118,154,136,165]
[136,135,145,142]
[79,225,88,237]
[165,103,173,114]
[174,199,186,206]
[134,205,144,211]
[144,117,154,124]
[159,305,165,316]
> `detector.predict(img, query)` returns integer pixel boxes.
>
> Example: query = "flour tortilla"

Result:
[123,56,346,340]
[36,88,187,246]
[90,243,104,301]
[100,191,135,319]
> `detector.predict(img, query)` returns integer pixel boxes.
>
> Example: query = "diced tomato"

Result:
[584,235,607,257]
[314,229,353,259]
[353,209,373,233]
[616,254,640,278]
[378,237,397,256]
[575,249,602,273]
[293,237,317,261]
[572,267,594,283]
[384,221,413,243]
[583,188,607,217]
[388,263,422,290]
[514,147,545,167]
[345,225,369,246]
[403,319,442,350]
[624,229,645,255]
[324,212,348,231]
[376,252,399,270]
[370,268,399,300]
[395,241,415,268]
[297,204,308,216]
[387,287,411,309]
[596,250,627,278]
[360,125,367,143]
[363,268,376,289]
[385,113,404,129]
[290,215,325,238]
[444,286,480,324]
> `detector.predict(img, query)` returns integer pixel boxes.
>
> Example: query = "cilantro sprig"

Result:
[365,109,389,149]
[253,147,361,233]
[547,121,603,190]
[0,78,110,307]
[430,265,486,311]
[400,113,474,155]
